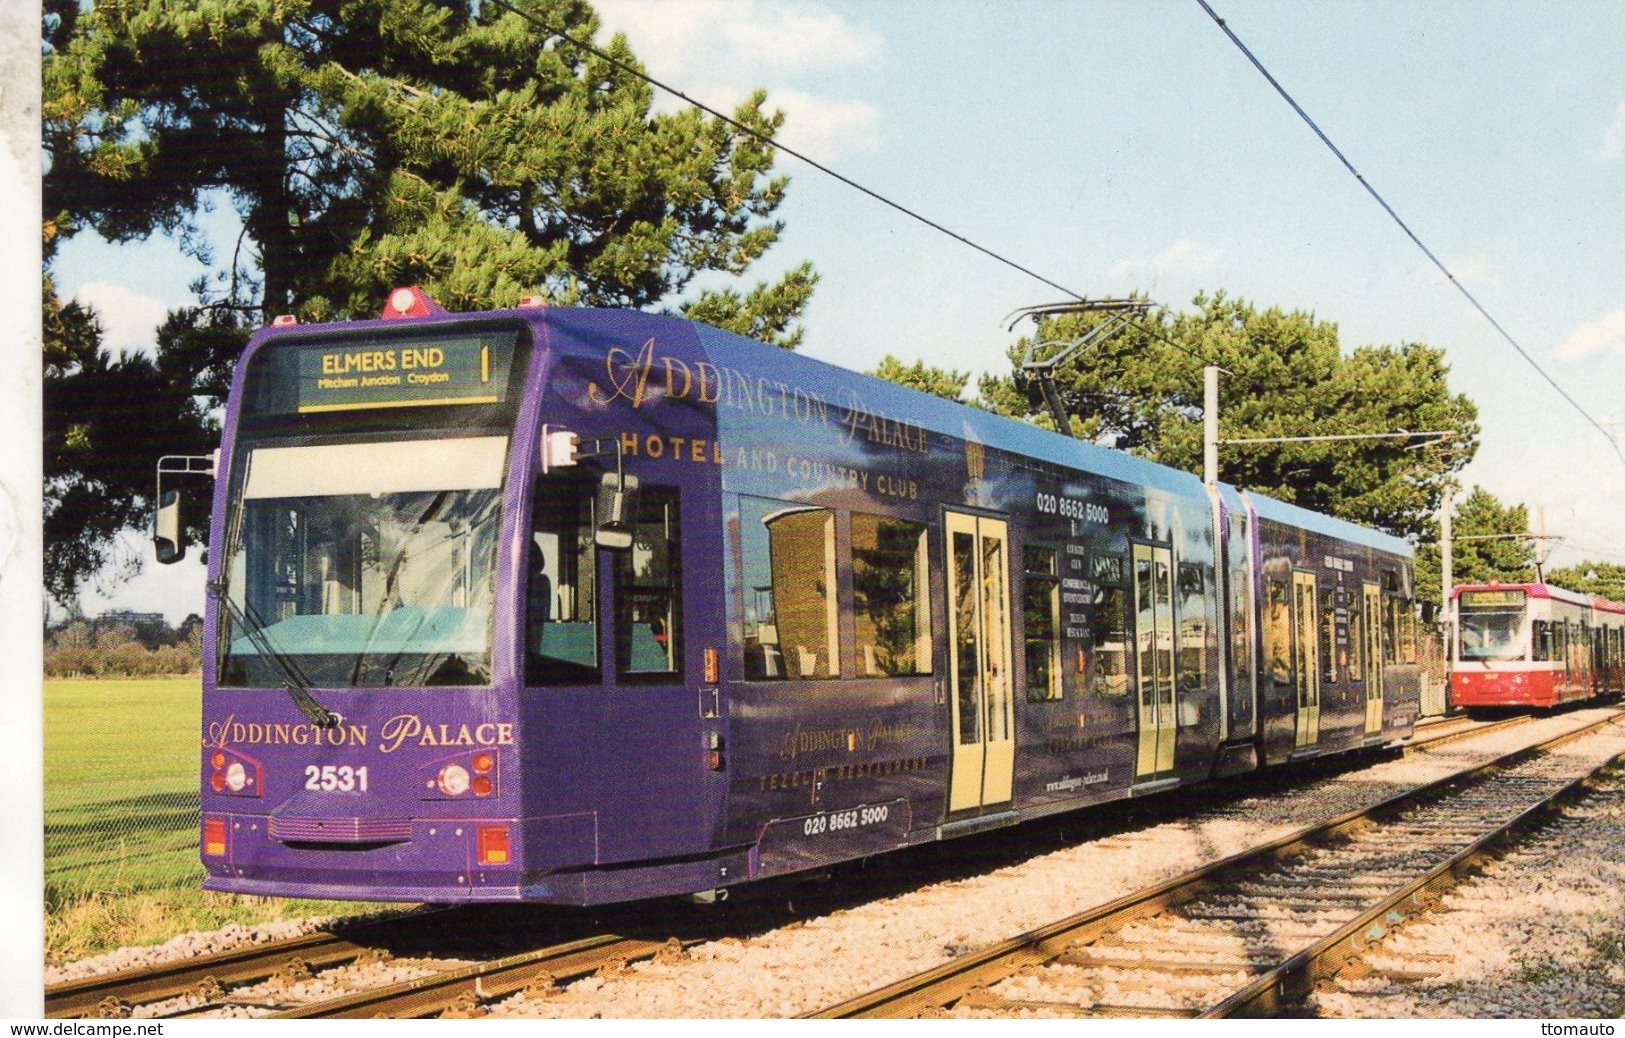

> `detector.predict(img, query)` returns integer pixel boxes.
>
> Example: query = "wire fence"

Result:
[43,671,203,910]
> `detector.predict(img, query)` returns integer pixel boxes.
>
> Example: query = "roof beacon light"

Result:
[381,286,448,320]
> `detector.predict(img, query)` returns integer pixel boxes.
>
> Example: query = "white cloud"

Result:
[1557,308,1625,361]
[722,8,882,71]
[772,90,880,157]
[592,1,883,153]
[1108,238,1224,282]
[595,0,880,75]
[72,281,168,356]
[1598,101,1625,163]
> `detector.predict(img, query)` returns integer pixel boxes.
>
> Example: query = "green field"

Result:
[44,677,202,900]
[43,677,382,963]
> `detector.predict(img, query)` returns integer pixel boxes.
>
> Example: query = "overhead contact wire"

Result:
[1196,0,1625,471]
[484,0,1087,306]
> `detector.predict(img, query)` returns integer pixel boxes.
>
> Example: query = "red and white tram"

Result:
[1450,582,1625,711]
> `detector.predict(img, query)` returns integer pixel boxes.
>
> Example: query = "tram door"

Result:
[1363,582,1383,735]
[1292,571,1321,747]
[946,512,1015,812]
[1133,544,1177,777]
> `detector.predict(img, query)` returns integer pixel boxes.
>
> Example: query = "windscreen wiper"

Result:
[353,490,452,687]
[209,581,340,729]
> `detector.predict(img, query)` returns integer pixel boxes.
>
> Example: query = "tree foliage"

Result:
[869,355,972,403]
[981,292,1479,543]
[43,280,230,606]
[1545,561,1625,601]
[42,0,818,606]
[1414,486,1535,613]
[44,0,810,338]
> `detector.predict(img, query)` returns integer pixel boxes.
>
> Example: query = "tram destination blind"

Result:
[292,332,516,414]
[1459,589,1527,608]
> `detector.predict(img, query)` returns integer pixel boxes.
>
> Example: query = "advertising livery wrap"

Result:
[190,299,1421,905]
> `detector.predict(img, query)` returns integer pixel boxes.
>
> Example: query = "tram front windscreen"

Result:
[217,435,507,688]
[1456,589,1528,662]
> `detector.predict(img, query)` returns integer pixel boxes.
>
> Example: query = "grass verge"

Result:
[44,677,393,964]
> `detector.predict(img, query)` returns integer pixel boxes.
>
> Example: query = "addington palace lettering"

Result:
[588,338,929,454]
[209,713,517,753]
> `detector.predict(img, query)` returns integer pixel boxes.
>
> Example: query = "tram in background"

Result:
[1450,582,1625,713]
[157,289,1422,906]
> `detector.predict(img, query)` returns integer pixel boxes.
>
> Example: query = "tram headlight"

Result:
[206,747,261,797]
[421,751,499,799]
[437,763,471,796]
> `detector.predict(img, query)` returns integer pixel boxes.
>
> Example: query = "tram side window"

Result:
[1088,582,1130,697]
[1320,588,1338,683]
[614,489,682,677]
[851,513,932,677]
[526,477,598,685]
[1348,594,1364,682]
[1177,562,1208,695]
[1532,620,1554,662]
[1263,575,1292,689]
[1023,546,1062,700]
[739,496,836,680]
[1402,601,1418,664]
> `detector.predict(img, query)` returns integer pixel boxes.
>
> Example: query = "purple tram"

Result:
[160,289,1421,905]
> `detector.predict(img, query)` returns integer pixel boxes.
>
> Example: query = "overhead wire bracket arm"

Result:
[1009,298,1157,438]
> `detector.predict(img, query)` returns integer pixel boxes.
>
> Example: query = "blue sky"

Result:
[51,0,1625,620]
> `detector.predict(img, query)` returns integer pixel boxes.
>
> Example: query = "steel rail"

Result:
[806,707,1625,1018]
[38,710,1557,1019]
[1204,719,1625,1016]
[44,910,452,1018]
[1408,712,1533,750]
[270,933,675,1019]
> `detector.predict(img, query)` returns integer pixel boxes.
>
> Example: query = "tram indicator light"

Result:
[477,825,510,865]
[204,818,227,857]
[381,286,447,320]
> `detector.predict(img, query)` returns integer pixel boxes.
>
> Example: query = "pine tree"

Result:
[981,291,1478,543]
[45,0,811,336]
[42,0,819,605]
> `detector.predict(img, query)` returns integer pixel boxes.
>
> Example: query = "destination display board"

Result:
[291,331,517,414]
[1459,589,1527,608]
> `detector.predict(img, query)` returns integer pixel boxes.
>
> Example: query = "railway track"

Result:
[41,710,1566,1019]
[806,708,1625,1018]
[54,916,701,1020]
[1408,711,1531,749]
[1314,757,1625,1017]
[46,911,448,1018]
